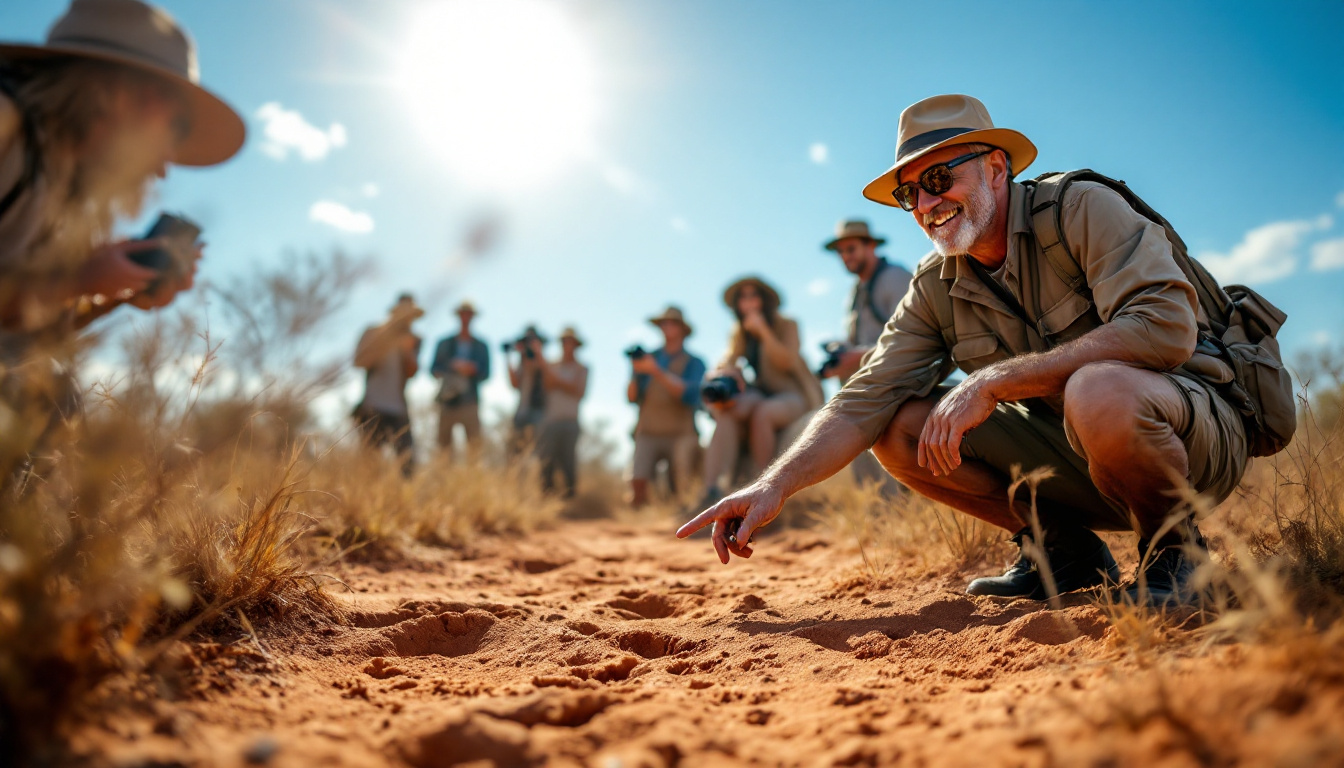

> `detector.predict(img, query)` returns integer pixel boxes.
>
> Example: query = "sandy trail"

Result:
[80,520,1344,767]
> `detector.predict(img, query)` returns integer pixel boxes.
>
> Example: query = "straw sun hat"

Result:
[862,94,1036,207]
[0,0,245,166]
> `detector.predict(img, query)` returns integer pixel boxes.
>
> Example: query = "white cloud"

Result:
[1336,191,1344,209]
[809,142,829,164]
[309,200,374,233]
[1310,237,1344,272]
[255,102,347,161]
[1198,218,1326,285]
[362,183,381,198]
[670,216,689,234]
[1313,329,1331,347]
[807,277,832,296]
[602,164,651,198]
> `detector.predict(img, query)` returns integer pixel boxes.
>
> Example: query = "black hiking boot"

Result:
[1122,528,1208,609]
[967,526,1119,600]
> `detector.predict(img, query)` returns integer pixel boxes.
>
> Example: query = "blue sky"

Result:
[3,0,1343,450]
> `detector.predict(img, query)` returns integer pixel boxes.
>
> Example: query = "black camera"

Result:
[817,341,850,378]
[503,328,543,360]
[129,212,201,292]
[700,375,741,405]
[624,345,647,360]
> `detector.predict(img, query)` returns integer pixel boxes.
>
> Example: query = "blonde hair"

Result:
[5,58,175,277]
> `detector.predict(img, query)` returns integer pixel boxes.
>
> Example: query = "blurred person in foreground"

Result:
[0,0,243,474]
[505,324,547,456]
[819,219,913,494]
[626,306,706,508]
[353,294,423,477]
[699,277,823,507]
[535,326,588,498]
[680,95,1288,610]
[430,300,490,463]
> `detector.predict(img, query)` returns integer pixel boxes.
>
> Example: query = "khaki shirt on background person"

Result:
[826,179,1209,447]
[720,317,825,411]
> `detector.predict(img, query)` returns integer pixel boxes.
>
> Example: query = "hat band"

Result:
[895,126,976,162]
[48,34,191,79]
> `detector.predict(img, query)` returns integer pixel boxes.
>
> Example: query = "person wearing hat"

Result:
[0,0,244,326]
[533,326,588,498]
[354,294,424,477]
[822,219,913,495]
[506,324,549,456]
[821,220,914,382]
[626,306,707,508]
[681,94,1253,610]
[0,0,243,477]
[701,277,824,507]
[430,300,491,462]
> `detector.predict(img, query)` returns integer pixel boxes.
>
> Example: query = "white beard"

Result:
[927,177,995,257]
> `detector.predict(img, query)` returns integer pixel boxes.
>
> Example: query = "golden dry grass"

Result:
[2,259,1342,763]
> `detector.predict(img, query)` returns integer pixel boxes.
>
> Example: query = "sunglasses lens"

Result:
[892,183,919,211]
[922,165,955,196]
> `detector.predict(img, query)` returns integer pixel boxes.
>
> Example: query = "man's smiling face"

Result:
[897,144,998,257]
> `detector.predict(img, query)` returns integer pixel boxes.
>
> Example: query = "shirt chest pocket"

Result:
[1037,291,1096,341]
[950,333,1003,368]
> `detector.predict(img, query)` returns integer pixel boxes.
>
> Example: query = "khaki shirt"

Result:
[825,180,1200,446]
[721,315,825,410]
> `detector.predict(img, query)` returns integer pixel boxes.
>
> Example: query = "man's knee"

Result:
[1064,363,1174,459]
[871,396,936,475]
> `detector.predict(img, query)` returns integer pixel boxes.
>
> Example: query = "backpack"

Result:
[1024,170,1296,457]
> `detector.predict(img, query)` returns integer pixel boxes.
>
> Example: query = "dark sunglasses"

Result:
[891,150,991,211]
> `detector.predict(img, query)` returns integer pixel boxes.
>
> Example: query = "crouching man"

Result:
[678,94,1268,609]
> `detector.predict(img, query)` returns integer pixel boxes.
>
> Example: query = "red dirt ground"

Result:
[74,520,1344,767]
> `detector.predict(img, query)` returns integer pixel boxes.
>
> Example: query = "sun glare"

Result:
[401,0,600,191]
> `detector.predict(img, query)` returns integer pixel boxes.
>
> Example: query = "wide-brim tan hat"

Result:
[722,276,781,313]
[824,219,886,251]
[648,306,693,336]
[862,94,1036,208]
[558,326,584,347]
[0,0,245,167]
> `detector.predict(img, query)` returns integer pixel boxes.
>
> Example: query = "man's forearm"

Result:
[759,413,871,498]
[982,324,1160,403]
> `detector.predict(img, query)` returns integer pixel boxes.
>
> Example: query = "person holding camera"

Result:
[535,326,588,497]
[430,300,490,462]
[700,277,823,506]
[821,219,914,492]
[0,0,244,475]
[820,220,914,381]
[353,294,423,477]
[626,306,706,508]
[505,324,548,456]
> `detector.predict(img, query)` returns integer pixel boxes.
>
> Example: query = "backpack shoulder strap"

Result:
[1022,171,1088,296]
[1027,169,1234,329]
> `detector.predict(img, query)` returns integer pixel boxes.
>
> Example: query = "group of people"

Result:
[351,223,918,507]
[1,0,1297,613]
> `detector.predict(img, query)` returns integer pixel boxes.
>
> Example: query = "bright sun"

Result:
[400,0,599,191]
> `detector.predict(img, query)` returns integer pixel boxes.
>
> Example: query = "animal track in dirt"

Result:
[605,592,681,619]
[382,609,498,657]
[614,630,700,659]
